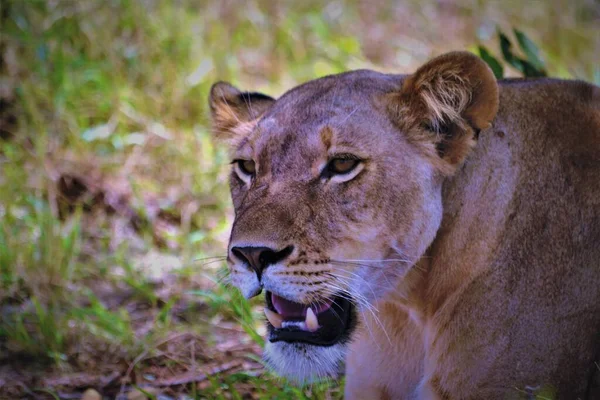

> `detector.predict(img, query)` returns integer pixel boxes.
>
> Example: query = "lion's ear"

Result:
[390,51,499,173]
[209,82,275,144]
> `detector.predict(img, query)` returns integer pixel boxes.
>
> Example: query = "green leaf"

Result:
[513,29,545,71]
[498,29,546,78]
[478,46,504,79]
[498,31,524,73]
[521,59,547,78]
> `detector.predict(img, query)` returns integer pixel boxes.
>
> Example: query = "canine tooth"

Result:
[305,307,319,332]
[264,308,283,329]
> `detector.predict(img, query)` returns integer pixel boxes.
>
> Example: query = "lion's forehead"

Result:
[251,111,394,176]
[274,69,403,108]
[241,72,405,171]
[248,127,319,179]
[258,71,403,128]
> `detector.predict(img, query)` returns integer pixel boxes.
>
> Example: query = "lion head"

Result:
[209,52,498,383]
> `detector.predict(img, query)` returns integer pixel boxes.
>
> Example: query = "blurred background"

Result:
[1,0,599,399]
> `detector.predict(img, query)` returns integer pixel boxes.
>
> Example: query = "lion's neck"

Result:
[423,126,518,317]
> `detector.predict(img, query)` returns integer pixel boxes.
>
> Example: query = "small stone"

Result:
[82,389,102,400]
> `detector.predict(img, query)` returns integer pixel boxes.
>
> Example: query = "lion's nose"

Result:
[231,245,294,280]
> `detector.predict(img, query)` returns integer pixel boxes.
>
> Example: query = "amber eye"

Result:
[327,158,360,175]
[236,159,256,175]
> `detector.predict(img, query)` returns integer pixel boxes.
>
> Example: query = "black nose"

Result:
[231,245,294,279]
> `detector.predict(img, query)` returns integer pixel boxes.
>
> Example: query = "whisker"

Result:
[334,264,400,286]
[198,258,228,266]
[221,94,243,125]
[329,260,390,270]
[339,258,412,263]
[327,270,393,347]
[320,287,362,326]
[329,260,406,275]
[195,259,229,269]
[193,255,227,262]
[329,259,422,276]
[312,295,344,325]
[339,106,359,125]
[330,270,377,306]
[319,281,368,310]
[215,269,231,284]
[323,282,380,346]
[324,273,376,313]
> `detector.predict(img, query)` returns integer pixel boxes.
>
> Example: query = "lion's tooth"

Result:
[264,307,283,329]
[305,307,319,332]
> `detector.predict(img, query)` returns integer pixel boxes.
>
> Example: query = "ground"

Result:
[0,1,598,399]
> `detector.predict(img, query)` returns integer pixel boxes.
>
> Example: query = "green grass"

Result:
[0,0,597,398]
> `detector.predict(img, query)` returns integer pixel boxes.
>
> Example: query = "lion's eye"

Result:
[233,159,256,183]
[238,160,256,175]
[327,158,360,175]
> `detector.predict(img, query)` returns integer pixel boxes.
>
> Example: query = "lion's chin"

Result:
[264,340,347,384]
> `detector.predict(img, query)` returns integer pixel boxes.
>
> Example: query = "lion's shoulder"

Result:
[498,77,600,111]
[495,78,600,154]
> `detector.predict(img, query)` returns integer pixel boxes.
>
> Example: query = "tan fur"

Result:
[210,52,600,399]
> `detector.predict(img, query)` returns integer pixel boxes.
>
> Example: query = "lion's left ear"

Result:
[389,51,499,173]
[209,82,275,145]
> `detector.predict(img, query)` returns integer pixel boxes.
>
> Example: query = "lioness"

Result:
[209,52,600,399]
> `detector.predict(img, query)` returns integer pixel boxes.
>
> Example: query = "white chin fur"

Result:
[264,340,347,384]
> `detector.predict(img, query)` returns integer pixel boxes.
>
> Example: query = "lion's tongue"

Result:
[271,293,333,318]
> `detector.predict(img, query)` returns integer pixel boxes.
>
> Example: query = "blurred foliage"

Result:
[478,28,547,78]
[0,0,598,398]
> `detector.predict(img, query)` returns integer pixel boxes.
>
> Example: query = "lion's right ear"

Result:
[209,82,275,144]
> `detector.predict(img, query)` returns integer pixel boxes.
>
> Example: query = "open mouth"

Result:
[264,291,354,346]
